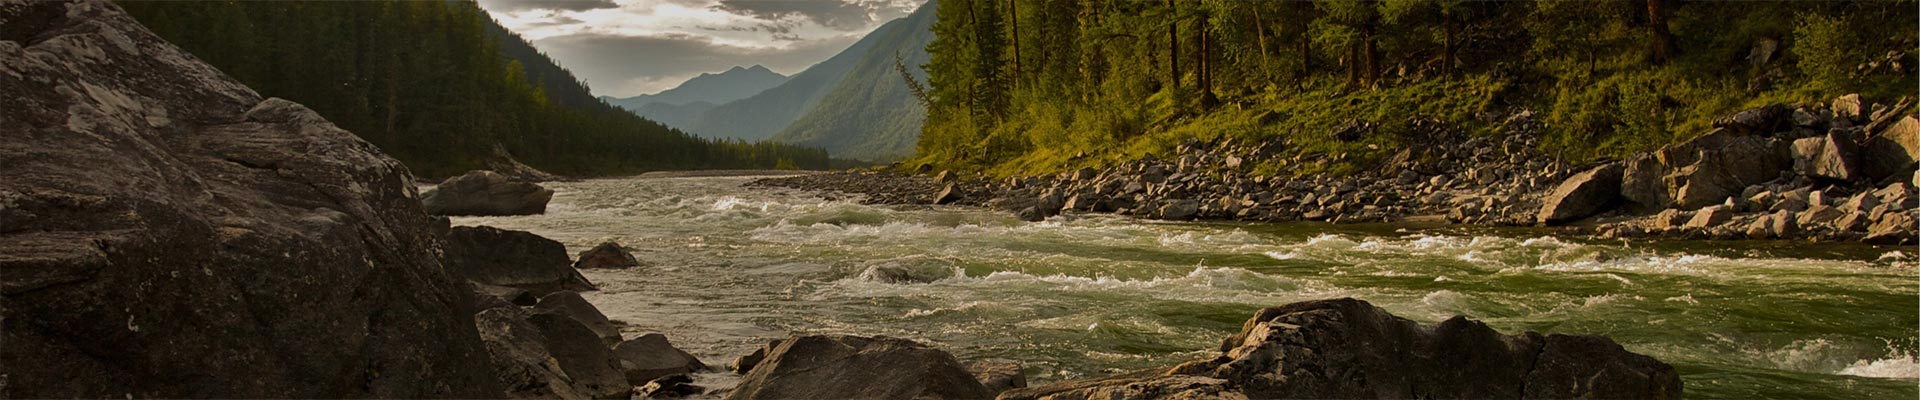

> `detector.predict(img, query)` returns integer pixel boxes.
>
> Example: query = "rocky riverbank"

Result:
[757,99,1916,245]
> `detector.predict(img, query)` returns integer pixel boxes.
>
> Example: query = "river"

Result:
[451,175,1918,399]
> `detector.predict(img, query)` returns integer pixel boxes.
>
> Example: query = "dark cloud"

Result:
[476,0,619,13]
[532,32,861,96]
[711,0,915,31]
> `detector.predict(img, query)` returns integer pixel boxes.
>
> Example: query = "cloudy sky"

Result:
[477,0,925,98]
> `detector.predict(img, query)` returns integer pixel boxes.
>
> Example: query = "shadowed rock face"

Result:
[422,170,554,216]
[727,335,994,400]
[444,225,596,296]
[1003,298,1682,400]
[0,0,498,397]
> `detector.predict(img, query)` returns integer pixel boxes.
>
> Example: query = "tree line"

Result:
[917,0,1916,175]
[118,0,830,178]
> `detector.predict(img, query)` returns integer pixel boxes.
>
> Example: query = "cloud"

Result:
[531,31,863,96]
[476,0,620,12]
[711,0,917,31]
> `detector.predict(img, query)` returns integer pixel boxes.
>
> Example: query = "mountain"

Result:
[604,65,787,110]
[629,101,718,130]
[674,11,905,142]
[768,1,935,161]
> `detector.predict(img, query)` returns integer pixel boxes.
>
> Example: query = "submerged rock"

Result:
[614,333,708,385]
[422,170,555,216]
[1003,298,1681,400]
[0,1,496,396]
[444,226,596,295]
[726,335,993,400]
[575,241,641,269]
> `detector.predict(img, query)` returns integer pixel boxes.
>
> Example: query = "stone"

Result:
[726,335,993,400]
[1834,94,1866,123]
[0,1,496,396]
[1537,163,1624,225]
[1861,116,1920,181]
[422,170,555,216]
[1797,205,1843,227]
[1643,129,1791,210]
[935,170,955,183]
[474,308,591,399]
[1685,206,1734,229]
[967,360,1028,394]
[730,339,785,375]
[575,241,641,269]
[1843,194,1882,214]
[1004,299,1681,400]
[525,311,633,398]
[1712,104,1792,135]
[1652,209,1689,230]
[445,226,596,295]
[1865,212,1916,244]
[1835,212,1870,232]
[534,291,621,345]
[1792,130,1861,181]
[933,183,962,205]
[636,375,705,398]
[614,333,707,385]
[1621,153,1672,211]
[1158,199,1201,221]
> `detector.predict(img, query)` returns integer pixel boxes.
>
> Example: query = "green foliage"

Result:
[118,0,828,178]
[916,0,1918,176]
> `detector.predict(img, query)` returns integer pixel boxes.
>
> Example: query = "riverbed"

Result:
[452,175,1918,399]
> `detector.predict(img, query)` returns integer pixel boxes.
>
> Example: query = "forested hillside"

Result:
[917,0,1917,176]
[771,0,937,162]
[118,0,828,178]
[604,65,788,114]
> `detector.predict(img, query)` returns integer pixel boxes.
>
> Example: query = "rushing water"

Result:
[452,175,1919,399]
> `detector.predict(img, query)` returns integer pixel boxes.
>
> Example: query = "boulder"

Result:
[614,333,707,385]
[1685,206,1734,229]
[1861,116,1920,182]
[933,184,962,205]
[421,170,555,216]
[1865,212,1916,244]
[534,291,621,345]
[636,375,705,398]
[1537,163,1624,225]
[1834,94,1866,123]
[574,241,640,269]
[474,308,588,399]
[966,360,1027,393]
[525,311,633,398]
[1652,209,1689,230]
[1621,154,1673,211]
[1796,205,1842,226]
[1792,130,1861,181]
[1712,104,1792,135]
[1158,199,1201,221]
[730,338,785,374]
[1004,299,1680,400]
[1629,129,1791,210]
[445,226,596,295]
[0,1,496,396]
[726,335,993,400]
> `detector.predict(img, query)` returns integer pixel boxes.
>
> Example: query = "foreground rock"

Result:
[614,333,708,385]
[0,1,497,396]
[1002,298,1681,400]
[535,291,622,344]
[727,335,994,400]
[1536,163,1624,225]
[422,170,555,216]
[444,226,596,295]
[575,241,641,269]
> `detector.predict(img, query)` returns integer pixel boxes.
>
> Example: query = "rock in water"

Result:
[614,333,708,385]
[534,291,622,345]
[575,241,640,269]
[524,311,633,398]
[474,308,591,399]
[444,226,596,295]
[1536,163,1624,225]
[0,1,497,397]
[967,360,1028,393]
[726,335,994,400]
[421,170,555,216]
[1003,298,1681,400]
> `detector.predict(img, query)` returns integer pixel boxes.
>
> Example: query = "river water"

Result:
[452,175,1919,399]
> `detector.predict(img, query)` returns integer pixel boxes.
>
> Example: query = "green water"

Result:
[454,176,1919,398]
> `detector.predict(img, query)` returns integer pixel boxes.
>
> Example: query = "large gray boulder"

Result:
[474,308,593,399]
[534,291,621,345]
[1003,298,1681,400]
[1624,129,1791,210]
[613,333,707,385]
[574,241,640,269]
[1792,129,1861,181]
[422,170,554,216]
[1860,116,1919,182]
[0,1,497,397]
[726,335,994,400]
[1537,163,1624,225]
[524,311,634,398]
[444,226,596,295]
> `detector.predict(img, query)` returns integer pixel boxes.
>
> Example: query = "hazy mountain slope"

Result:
[630,101,718,130]
[604,65,787,109]
[770,1,935,161]
[679,17,904,141]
